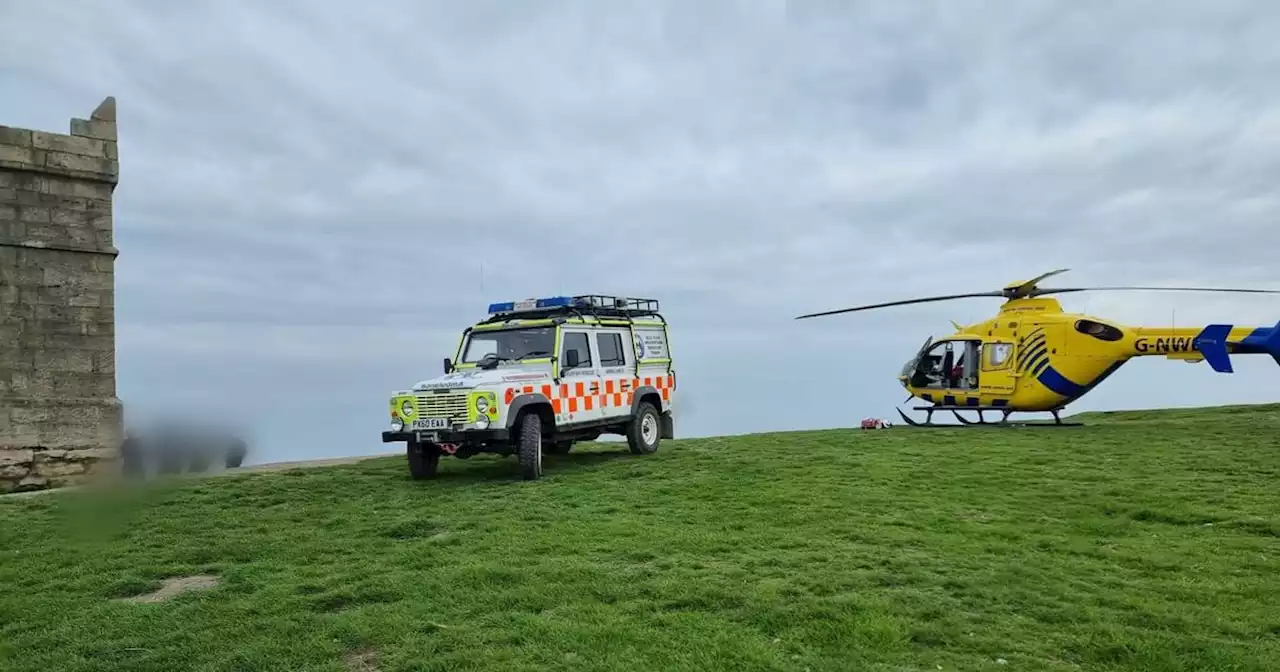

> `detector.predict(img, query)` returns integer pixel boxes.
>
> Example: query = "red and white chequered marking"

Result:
[502,374,675,416]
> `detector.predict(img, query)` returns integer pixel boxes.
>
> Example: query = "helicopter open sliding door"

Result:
[912,339,983,394]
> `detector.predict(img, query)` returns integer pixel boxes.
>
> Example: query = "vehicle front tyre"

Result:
[407,441,441,480]
[517,412,543,480]
[627,402,661,455]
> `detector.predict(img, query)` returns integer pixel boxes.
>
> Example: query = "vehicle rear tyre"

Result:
[407,441,440,480]
[517,412,543,480]
[627,402,661,455]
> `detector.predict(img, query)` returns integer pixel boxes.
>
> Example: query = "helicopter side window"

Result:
[1074,319,1123,342]
[983,342,1013,370]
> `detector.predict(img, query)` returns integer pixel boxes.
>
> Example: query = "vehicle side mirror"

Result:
[563,349,579,369]
[443,357,453,374]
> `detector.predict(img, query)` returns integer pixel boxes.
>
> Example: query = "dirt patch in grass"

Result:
[117,575,221,603]
[343,648,379,671]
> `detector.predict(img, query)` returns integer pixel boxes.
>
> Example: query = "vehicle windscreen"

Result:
[462,327,556,363]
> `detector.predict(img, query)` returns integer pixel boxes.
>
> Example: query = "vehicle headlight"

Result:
[475,415,490,429]
[400,399,415,416]
[476,396,489,413]
[390,418,404,432]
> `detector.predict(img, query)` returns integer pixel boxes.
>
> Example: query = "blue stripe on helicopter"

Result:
[1023,355,1047,378]
[1017,335,1045,359]
[992,399,1009,407]
[921,393,934,402]
[1016,337,1046,369]
[1037,361,1126,401]
[1018,327,1044,345]
[1037,367,1084,398]
[967,397,980,406]
[944,395,958,405]
[1020,344,1048,372]
[1013,343,1044,368]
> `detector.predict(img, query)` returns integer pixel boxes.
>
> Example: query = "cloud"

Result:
[4,1,1280,461]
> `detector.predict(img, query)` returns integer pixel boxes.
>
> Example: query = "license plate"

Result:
[411,418,450,430]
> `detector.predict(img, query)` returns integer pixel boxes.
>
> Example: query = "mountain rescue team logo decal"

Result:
[634,334,646,359]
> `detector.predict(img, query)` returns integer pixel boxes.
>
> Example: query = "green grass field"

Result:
[2,404,1279,671]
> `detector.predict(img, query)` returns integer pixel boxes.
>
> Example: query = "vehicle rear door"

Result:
[593,328,632,421]
[558,329,604,424]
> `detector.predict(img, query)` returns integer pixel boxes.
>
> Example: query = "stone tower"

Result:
[0,97,122,493]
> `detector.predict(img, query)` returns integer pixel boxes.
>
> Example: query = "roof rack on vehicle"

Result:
[482,295,662,323]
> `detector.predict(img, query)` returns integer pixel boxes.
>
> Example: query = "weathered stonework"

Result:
[1,97,122,493]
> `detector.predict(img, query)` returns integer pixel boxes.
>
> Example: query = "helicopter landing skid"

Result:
[895,406,1082,428]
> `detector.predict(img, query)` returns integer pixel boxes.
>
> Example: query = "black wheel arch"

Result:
[629,387,663,416]
[507,393,555,434]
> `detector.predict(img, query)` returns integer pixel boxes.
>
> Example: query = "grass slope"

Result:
[2,404,1279,671]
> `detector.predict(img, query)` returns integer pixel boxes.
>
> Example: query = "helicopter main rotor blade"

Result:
[1032,286,1280,297]
[794,291,1005,319]
[1009,268,1070,296]
[794,281,1280,321]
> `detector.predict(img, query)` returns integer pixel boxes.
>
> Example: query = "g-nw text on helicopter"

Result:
[1133,336,1196,353]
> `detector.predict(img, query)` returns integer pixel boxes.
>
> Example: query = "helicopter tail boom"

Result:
[1191,322,1280,373]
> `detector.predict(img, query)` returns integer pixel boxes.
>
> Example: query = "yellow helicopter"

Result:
[796,269,1280,427]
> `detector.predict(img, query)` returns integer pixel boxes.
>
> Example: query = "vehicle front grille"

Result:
[416,393,469,422]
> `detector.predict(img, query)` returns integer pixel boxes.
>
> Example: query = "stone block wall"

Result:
[0,97,122,493]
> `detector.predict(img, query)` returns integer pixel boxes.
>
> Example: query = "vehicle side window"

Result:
[596,332,625,366]
[561,332,592,368]
[983,342,1013,370]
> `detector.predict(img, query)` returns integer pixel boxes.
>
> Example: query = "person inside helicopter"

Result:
[912,341,980,391]
[910,353,942,387]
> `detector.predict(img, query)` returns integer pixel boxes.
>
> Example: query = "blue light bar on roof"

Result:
[487,296,580,314]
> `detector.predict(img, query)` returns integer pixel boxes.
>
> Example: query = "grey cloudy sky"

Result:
[4,1,1280,463]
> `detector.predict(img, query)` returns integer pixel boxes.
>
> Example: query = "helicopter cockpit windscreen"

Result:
[901,337,932,380]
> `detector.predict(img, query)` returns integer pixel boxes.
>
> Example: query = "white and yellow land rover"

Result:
[382,295,676,480]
